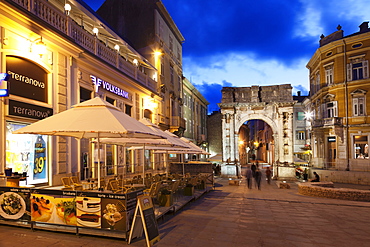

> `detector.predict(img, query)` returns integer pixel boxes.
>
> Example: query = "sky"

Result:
[86,0,370,113]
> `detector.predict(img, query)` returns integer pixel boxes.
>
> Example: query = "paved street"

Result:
[1,173,370,247]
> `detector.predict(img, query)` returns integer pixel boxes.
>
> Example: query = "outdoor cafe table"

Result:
[0,185,143,238]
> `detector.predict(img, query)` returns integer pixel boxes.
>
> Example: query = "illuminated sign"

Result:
[6,56,48,102]
[0,73,10,81]
[328,136,336,142]
[90,75,130,99]
[8,99,53,120]
[0,73,10,97]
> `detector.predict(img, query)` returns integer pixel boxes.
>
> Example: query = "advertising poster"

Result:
[5,122,48,185]
[0,187,31,222]
[33,135,47,180]
[76,191,128,232]
[30,190,76,225]
[76,196,102,228]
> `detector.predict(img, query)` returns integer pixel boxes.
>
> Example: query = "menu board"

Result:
[128,195,160,246]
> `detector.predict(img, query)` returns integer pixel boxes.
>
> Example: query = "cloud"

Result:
[192,80,233,114]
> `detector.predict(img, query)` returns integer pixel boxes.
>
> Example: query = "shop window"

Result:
[106,96,115,105]
[353,135,368,159]
[125,104,132,116]
[6,122,48,185]
[80,87,92,102]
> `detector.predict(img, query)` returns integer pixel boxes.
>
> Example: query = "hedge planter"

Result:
[184,186,194,196]
[158,194,173,207]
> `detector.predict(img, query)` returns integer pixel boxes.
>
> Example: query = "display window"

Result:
[353,135,369,159]
[6,122,49,185]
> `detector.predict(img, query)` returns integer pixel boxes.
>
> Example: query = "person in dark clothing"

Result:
[265,167,272,185]
[255,168,262,190]
[310,172,320,182]
[251,163,257,177]
[245,168,253,189]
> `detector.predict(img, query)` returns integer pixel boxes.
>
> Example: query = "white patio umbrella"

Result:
[180,137,210,155]
[12,97,164,188]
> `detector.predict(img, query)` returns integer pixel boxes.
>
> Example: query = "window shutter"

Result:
[333,101,338,117]
[363,60,369,79]
[353,98,358,116]
[347,63,352,81]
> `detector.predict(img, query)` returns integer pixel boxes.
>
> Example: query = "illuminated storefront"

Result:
[0,0,161,187]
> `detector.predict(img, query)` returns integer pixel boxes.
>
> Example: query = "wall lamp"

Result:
[92,27,99,36]
[64,3,71,16]
[32,37,47,58]
[114,44,120,52]
[133,59,139,67]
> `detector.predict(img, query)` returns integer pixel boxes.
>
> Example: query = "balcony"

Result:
[313,117,343,127]
[7,0,158,92]
[170,116,186,131]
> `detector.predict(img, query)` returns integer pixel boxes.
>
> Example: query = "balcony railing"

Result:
[171,116,186,129]
[313,117,343,127]
[8,0,158,92]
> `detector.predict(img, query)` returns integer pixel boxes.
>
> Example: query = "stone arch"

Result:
[235,111,280,166]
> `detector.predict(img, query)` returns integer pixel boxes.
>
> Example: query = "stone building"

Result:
[97,0,186,134]
[182,77,208,160]
[219,85,296,178]
[306,22,370,172]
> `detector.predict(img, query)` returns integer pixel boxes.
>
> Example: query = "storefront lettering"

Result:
[11,105,51,118]
[90,75,129,99]
[7,71,45,88]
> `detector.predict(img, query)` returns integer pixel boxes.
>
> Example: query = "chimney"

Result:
[297,91,301,96]
[359,22,369,33]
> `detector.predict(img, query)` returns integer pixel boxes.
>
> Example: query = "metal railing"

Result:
[8,0,158,92]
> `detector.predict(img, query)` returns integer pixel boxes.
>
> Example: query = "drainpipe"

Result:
[343,40,350,171]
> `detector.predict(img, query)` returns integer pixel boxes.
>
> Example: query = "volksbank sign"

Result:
[90,75,130,99]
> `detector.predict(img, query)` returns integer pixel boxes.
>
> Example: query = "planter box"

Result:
[184,186,194,196]
[158,194,173,207]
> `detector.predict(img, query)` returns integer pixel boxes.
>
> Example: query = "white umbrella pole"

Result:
[165,152,168,177]
[143,143,145,185]
[97,133,101,189]
[182,153,185,176]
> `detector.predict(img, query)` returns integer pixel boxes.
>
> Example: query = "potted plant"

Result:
[184,183,194,196]
[158,188,173,207]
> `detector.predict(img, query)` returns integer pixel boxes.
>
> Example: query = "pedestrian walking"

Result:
[255,168,262,190]
[251,163,257,178]
[265,166,272,185]
[245,168,253,189]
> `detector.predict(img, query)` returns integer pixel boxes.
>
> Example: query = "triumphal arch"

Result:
[218,84,296,178]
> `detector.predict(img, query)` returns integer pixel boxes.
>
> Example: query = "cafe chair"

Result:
[70,176,83,188]
[62,177,82,190]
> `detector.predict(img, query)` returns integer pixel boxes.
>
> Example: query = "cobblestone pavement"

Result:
[1,174,370,247]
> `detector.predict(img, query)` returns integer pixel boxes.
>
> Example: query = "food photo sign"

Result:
[0,187,142,234]
[0,187,31,221]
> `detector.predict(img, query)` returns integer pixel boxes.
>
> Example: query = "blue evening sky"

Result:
[86,0,370,113]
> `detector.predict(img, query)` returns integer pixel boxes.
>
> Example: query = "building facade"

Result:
[306,22,370,171]
[182,77,208,159]
[97,0,186,134]
[0,0,169,186]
